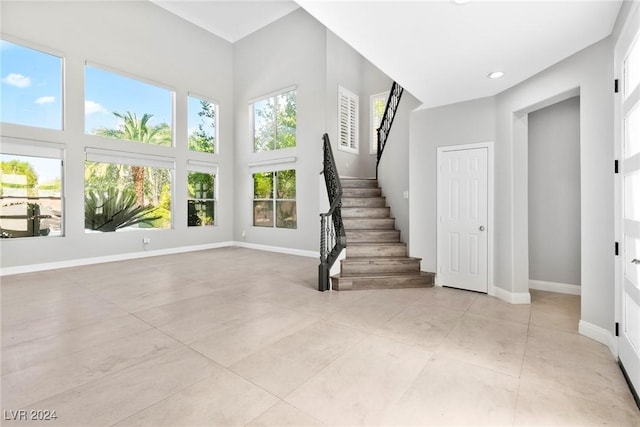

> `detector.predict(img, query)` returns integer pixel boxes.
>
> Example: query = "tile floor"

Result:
[1,247,638,426]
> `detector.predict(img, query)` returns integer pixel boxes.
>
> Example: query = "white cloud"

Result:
[2,73,31,88]
[35,96,55,105]
[85,100,107,116]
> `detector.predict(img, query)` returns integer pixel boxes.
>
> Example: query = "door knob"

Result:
[632,259,640,265]
[479,226,485,231]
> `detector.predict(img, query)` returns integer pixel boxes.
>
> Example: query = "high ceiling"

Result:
[151,0,623,108]
[151,0,299,43]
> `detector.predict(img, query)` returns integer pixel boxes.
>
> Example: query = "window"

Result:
[370,92,388,154]
[85,66,173,146]
[252,89,296,152]
[253,169,296,229]
[1,139,64,238]
[625,32,640,99]
[338,86,359,154]
[188,95,217,154]
[84,149,173,232]
[0,39,62,130]
[187,161,217,227]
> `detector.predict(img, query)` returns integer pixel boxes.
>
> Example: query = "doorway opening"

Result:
[526,95,582,325]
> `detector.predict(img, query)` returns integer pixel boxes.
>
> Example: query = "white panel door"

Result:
[617,2,640,400]
[438,147,488,293]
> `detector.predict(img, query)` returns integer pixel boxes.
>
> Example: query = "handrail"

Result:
[376,81,404,178]
[318,133,346,292]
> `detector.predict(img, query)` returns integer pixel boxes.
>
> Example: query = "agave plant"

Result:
[85,188,160,232]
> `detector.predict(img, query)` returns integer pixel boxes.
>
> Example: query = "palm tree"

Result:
[94,112,171,205]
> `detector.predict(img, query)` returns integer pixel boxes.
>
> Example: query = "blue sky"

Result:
[84,66,173,134]
[0,40,62,129]
[1,39,210,139]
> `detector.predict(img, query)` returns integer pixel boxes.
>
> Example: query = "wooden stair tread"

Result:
[346,229,398,231]
[342,197,384,199]
[343,217,395,221]
[331,271,435,291]
[342,256,422,262]
[340,271,425,277]
[332,271,434,279]
[347,242,406,246]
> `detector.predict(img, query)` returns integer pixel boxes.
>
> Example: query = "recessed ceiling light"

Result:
[488,71,505,79]
[451,0,472,5]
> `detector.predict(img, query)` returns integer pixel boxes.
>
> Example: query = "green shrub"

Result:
[85,188,161,232]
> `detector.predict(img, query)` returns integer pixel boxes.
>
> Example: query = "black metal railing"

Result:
[376,81,404,178]
[318,133,346,292]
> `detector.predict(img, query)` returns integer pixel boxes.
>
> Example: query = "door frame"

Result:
[614,0,640,405]
[436,141,495,296]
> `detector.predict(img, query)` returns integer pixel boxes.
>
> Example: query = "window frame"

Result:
[0,36,65,131]
[1,137,65,239]
[250,86,297,153]
[370,91,388,155]
[338,85,359,154]
[186,160,218,227]
[84,62,176,148]
[84,147,175,232]
[187,92,219,155]
[251,166,297,229]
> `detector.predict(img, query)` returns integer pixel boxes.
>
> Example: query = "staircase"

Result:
[331,178,434,291]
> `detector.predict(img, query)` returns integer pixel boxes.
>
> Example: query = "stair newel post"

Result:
[319,213,329,292]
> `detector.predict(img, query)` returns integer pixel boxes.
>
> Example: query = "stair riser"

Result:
[341,261,421,276]
[342,188,382,198]
[346,230,400,243]
[344,219,395,230]
[332,275,434,291]
[348,245,406,257]
[342,207,390,218]
[341,180,378,188]
[341,198,386,208]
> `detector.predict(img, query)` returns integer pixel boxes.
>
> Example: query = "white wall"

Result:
[408,37,613,333]
[0,4,406,270]
[409,97,496,272]
[233,9,326,253]
[496,37,614,329]
[325,31,391,178]
[528,96,581,286]
[377,91,422,247]
[0,1,235,269]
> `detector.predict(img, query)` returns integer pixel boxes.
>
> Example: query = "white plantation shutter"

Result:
[338,86,359,153]
[85,147,175,169]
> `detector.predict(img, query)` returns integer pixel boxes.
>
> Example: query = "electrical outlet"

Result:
[143,237,150,245]
[403,190,409,199]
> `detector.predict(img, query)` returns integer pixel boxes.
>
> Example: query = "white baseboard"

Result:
[492,285,531,304]
[0,241,320,277]
[529,279,581,295]
[232,241,318,259]
[0,241,235,276]
[579,320,617,358]
[433,279,529,305]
